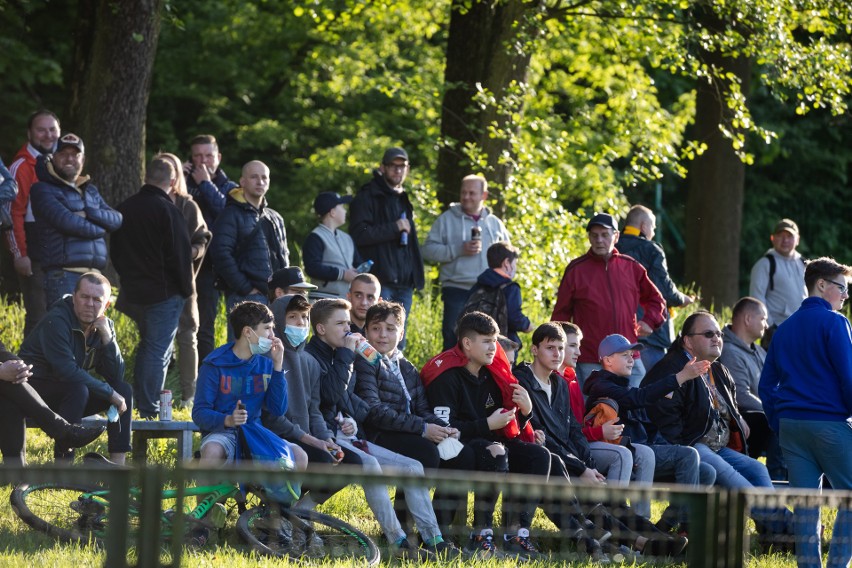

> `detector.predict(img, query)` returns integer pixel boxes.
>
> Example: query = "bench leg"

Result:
[132,432,150,465]
[177,431,195,461]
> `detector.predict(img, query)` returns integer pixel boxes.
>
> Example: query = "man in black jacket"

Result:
[349,148,424,347]
[112,156,193,419]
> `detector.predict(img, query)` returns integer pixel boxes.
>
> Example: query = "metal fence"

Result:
[2,462,849,567]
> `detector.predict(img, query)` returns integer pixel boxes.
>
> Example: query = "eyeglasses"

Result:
[825,278,849,294]
[384,163,408,172]
[686,330,723,339]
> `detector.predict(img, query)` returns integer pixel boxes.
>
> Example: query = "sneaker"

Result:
[643,534,689,557]
[503,533,542,560]
[427,539,462,559]
[465,530,498,560]
[392,538,436,562]
[205,502,227,529]
[187,526,210,547]
[59,424,106,449]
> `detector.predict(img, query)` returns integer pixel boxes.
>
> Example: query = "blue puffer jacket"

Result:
[210,188,289,296]
[29,155,122,271]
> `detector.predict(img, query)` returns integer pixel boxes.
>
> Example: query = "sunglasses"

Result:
[686,330,723,339]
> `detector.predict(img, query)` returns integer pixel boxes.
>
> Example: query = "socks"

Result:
[425,536,444,547]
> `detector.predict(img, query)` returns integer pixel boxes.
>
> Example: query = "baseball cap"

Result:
[268,267,317,291]
[313,192,354,217]
[382,147,409,164]
[598,334,644,359]
[773,218,799,236]
[586,212,618,232]
[55,133,85,154]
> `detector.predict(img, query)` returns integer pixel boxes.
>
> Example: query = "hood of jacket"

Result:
[226,186,268,210]
[35,154,90,193]
[476,268,511,287]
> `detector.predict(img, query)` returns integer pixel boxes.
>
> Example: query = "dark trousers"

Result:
[744,410,787,480]
[0,380,70,465]
[29,378,132,455]
[437,439,506,531]
[195,263,221,365]
[292,439,364,504]
[503,439,552,530]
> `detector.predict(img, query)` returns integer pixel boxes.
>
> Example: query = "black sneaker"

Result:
[427,539,462,559]
[465,530,498,560]
[59,424,106,449]
[504,533,542,560]
[392,538,436,562]
[643,534,689,557]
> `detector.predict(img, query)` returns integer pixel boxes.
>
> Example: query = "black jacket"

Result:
[305,336,370,435]
[349,171,424,290]
[112,185,193,305]
[583,368,680,445]
[514,363,595,476]
[354,354,441,442]
[642,347,749,452]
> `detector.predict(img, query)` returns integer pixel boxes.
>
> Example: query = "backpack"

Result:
[459,282,509,335]
[584,398,623,445]
[764,253,806,291]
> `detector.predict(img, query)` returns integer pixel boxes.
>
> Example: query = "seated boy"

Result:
[422,311,550,558]
[306,298,459,560]
[193,301,307,469]
[516,322,687,556]
[463,242,533,346]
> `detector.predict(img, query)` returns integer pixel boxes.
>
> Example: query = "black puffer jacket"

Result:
[354,353,441,442]
[209,188,288,295]
[642,346,749,452]
[514,363,596,476]
[349,171,424,290]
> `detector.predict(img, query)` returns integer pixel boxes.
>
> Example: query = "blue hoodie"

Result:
[193,342,288,434]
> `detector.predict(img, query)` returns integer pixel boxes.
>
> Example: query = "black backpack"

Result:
[459,282,509,334]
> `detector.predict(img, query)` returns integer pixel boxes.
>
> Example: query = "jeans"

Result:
[195,264,221,364]
[175,290,199,402]
[695,443,791,535]
[652,444,703,486]
[336,434,441,542]
[781,418,852,568]
[43,269,81,308]
[225,292,268,341]
[441,286,473,350]
[588,441,633,483]
[123,295,185,417]
[640,345,666,374]
[382,286,414,350]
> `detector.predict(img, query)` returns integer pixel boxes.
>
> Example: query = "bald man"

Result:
[210,160,289,339]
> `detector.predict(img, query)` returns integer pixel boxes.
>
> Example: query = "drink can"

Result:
[471,225,482,241]
[159,390,173,421]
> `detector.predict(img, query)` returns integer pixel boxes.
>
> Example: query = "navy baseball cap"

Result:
[55,133,85,154]
[268,267,317,291]
[598,334,644,359]
[586,213,618,232]
[313,192,353,216]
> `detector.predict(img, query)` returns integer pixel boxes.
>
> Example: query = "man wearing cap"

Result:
[749,218,806,347]
[551,212,666,389]
[422,174,510,349]
[268,267,318,301]
[6,110,61,336]
[209,160,288,336]
[303,191,362,299]
[349,148,424,347]
[30,133,122,307]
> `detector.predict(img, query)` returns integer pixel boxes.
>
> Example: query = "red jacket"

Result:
[551,248,665,364]
[5,144,39,259]
[559,366,605,442]
[421,343,535,443]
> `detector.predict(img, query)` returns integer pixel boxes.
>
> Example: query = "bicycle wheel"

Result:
[10,483,110,545]
[237,505,380,566]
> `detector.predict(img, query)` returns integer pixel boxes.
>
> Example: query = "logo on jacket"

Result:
[485,393,495,409]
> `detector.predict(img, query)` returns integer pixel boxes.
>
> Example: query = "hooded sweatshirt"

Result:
[192,342,287,435]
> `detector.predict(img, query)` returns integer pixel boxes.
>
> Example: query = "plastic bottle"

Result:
[354,338,381,366]
[399,212,409,246]
[355,259,374,273]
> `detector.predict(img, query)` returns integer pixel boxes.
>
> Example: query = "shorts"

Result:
[200,431,239,463]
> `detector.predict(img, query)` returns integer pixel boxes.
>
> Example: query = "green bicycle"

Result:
[10,480,380,565]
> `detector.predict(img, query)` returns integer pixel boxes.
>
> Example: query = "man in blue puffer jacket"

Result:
[30,134,122,307]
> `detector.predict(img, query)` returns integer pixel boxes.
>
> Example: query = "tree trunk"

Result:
[436,0,534,212]
[68,0,162,207]
[684,10,752,308]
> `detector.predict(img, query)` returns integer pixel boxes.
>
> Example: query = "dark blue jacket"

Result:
[474,268,530,345]
[305,336,370,435]
[210,188,289,296]
[185,167,238,229]
[30,156,122,272]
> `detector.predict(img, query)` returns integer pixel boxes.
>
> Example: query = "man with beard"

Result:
[5,110,61,335]
[30,134,122,306]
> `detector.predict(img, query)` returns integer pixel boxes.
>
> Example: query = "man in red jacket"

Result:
[551,213,665,389]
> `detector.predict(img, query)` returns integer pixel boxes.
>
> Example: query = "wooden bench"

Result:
[80,417,200,464]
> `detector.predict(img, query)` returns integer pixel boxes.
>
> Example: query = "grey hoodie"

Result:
[421,203,510,289]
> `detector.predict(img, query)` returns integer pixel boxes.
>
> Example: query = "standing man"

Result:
[422,175,510,349]
[718,297,785,480]
[749,218,806,346]
[30,134,122,306]
[19,273,131,464]
[760,257,852,567]
[617,205,694,371]
[184,134,238,364]
[111,157,193,419]
[349,147,424,345]
[551,212,665,388]
[6,110,61,336]
[209,160,288,322]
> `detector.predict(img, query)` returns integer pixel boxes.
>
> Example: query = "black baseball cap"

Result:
[382,147,409,164]
[586,212,618,232]
[313,192,353,217]
[268,267,317,291]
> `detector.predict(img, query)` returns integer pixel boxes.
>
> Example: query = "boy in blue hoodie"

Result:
[193,301,305,469]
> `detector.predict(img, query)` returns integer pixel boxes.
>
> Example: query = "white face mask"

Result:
[249,328,273,355]
[284,325,309,347]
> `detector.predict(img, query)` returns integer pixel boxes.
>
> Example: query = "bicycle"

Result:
[10,478,380,565]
